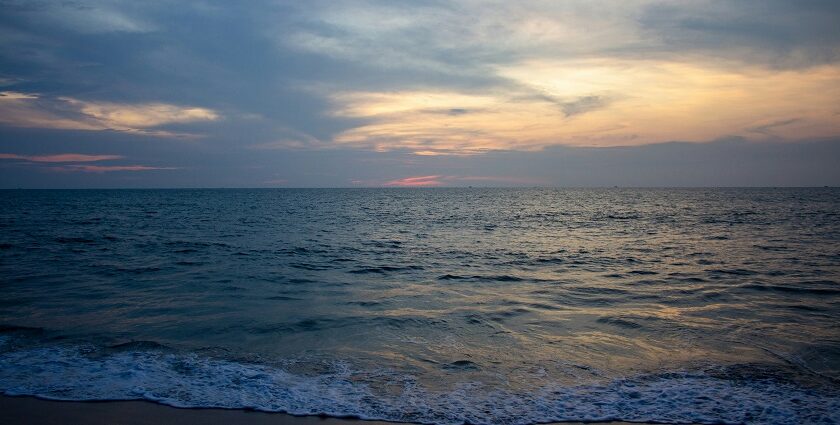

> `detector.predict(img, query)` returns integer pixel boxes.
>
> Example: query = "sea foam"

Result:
[1,343,837,425]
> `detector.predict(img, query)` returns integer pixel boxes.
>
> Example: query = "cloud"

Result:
[0,91,36,100]
[279,1,646,77]
[0,150,175,173]
[638,0,840,69]
[747,118,803,136]
[2,0,153,34]
[446,108,470,116]
[384,175,444,187]
[0,91,219,136]
[68,98,219,128]
[560,95,611,117]
[282,0,840,86]
[324,60,840,153]
[412,151,442,156]
[272,1,840,153]
[0,0,838,186]
[381,174,546,187]
[50,165,177,173]
[248,126,326,150]
[0,153,123,162]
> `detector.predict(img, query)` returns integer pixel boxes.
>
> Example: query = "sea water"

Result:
[0,188,838,424]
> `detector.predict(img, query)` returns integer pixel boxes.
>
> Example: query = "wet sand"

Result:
[0,395,642,425]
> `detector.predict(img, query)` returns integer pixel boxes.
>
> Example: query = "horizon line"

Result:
[1,186,837,190]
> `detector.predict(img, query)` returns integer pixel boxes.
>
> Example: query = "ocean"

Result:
[0,188,838,424]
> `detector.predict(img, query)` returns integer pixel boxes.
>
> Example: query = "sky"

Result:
[0,0,838,188]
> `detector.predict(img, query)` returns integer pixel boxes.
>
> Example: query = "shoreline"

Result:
[0,395,644,425]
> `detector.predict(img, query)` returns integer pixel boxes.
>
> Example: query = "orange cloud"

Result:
[326,62,840,153]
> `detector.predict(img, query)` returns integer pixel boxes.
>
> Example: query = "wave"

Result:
[349,265,425,274]
[739,281,840,296]
[437,274,525,282]
[1,342,837,425]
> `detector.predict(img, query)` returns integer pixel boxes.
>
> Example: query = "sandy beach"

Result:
[0,395,646,425]
[0,395,397,425]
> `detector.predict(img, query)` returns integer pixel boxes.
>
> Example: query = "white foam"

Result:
[1,344,838,424]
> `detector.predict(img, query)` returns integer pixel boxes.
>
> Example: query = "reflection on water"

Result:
[0,188,838,424]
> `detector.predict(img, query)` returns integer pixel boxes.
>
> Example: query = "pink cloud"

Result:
[384,175,444,187]
[0,153,123,163]
[0,152,175,173]
[50,165,177,173]
[380,175,546,187]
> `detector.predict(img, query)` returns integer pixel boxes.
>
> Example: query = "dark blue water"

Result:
[1,188,838,424]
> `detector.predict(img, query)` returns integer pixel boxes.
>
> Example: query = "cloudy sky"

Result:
[1,0,838,187]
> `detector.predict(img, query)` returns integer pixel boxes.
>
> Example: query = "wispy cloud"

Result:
[249,126,326,150]
[747,118,803,136]
[7,1,153,34]
[559,95,611,117]
[67,98,218,128]
[0,151,174,174]
[384,175,445,187]
[381,174,546,187]
[0,153,123,163]
[0,91,219,137]
[49,165,177,173]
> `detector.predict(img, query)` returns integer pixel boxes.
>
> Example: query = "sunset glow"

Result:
[0,0,837,186]
[328,62,840,153]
